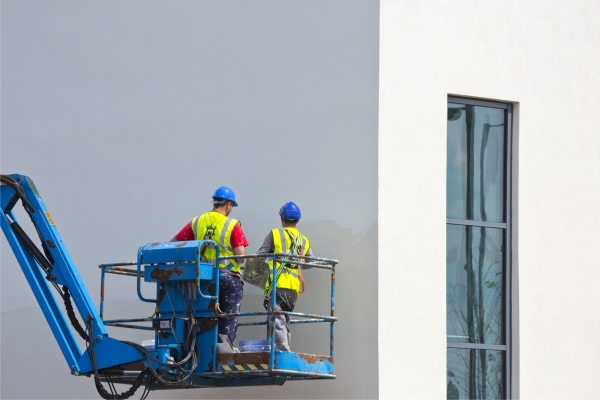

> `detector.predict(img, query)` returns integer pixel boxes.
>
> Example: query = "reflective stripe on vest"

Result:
[276,228,287,253]
[219,217,235,253]
[265,227,310,295]
[273,267,300,279]
[191,211,240,273]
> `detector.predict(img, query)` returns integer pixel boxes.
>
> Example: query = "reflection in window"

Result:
[446,225,503,345]
[447,348,503,400]
[447,98,511,399]
[447,104,505,222]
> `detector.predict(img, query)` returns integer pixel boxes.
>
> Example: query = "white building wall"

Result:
[379,0,600,398]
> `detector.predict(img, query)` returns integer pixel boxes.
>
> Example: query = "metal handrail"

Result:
[98,250,338,369]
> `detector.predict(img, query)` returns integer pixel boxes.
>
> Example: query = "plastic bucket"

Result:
[239,340,270,347]
[240,345,271,352]
[239,340,271,353]
[141,339,155,350]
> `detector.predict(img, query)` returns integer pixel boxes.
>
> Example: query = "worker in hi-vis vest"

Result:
[257,201,312,351]
[171,186,248,345]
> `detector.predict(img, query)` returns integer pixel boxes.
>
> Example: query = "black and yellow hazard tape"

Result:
[221,364,270,372]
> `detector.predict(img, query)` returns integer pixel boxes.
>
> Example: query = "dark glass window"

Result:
[447,104,505,222]
[446,225,503,345]
[447,348,504,400]
[446,97,512,399]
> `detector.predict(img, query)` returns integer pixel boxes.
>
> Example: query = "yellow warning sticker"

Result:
[221,364,270,372]
[45,211,55,226]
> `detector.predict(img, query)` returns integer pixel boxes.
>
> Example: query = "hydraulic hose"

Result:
[1,174,35,212]
[87,319,147,399]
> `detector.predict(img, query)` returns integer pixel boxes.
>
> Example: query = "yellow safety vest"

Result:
[191,211,241,273]
[265,228,310,295]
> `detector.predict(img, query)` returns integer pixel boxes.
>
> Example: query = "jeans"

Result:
[218,272,244,344]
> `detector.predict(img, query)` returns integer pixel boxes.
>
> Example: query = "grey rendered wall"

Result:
[0,1,379,399]
[380,0,600,398]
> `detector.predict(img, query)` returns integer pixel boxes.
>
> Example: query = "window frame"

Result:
[446,96,513,399]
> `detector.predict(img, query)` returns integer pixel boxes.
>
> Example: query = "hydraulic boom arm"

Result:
[0,174,142,375]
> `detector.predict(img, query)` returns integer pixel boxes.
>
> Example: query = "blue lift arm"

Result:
[0,174,142,375]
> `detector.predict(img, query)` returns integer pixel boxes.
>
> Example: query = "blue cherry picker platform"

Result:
[1,174,338,398]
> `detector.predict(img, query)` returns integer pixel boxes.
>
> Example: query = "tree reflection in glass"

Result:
[447,224,503,399]
[447,225,503,344]
[446,104,505,399]
[447,348,503,399]
[447,101,507,399]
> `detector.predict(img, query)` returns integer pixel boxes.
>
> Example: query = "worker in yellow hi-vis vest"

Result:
[171,186,248,345]
[257,201,312,351]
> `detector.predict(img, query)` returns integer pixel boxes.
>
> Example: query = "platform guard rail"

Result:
[99,249,338,384]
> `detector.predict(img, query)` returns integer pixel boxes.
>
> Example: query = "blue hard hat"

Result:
[213,186,238,206]
[279,201,301,220]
